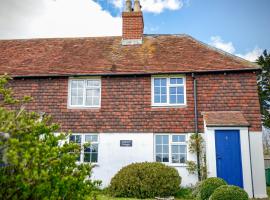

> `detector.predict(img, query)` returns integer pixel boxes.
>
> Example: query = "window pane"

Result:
[154,79,161,86]
[154,87,160,95]
[71,96,77,105]
[156,145,162,153]
[180,145,186,154]
[160,87,166,95]
[70,135,81,144]
[170,87,177,95]
[87,80,100,87]
[163,154,169,162]
[163,135,169,144]
[93,97,99,106]
[177,86,184,94]
[160,78,166,86]
[177,95,184,104]
[156,135,162,144]
[172,135,186,142]
[170,95,176,104]
[172,145,179,153]
[91,153,98,162]
[154,95,160,103]
[180,154,186,163]
[172,154,180,163]
[77,96,83,105]
[85,135,98,142]
[84,153,90,162]
[161,95,167,103]
[156,154,162,162]
[163,145,169,153]
[170,78,183,85]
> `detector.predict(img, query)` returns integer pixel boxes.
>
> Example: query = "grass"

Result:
[94,187,193,200]
[96,196,191,200]
[267,186,270,197]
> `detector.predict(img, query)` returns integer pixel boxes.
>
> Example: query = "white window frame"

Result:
[151,75,187,107]
[69,134,99,164]
[68,77,101,108]
[154,134,188,166]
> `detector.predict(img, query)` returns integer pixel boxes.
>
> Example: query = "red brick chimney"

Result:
[122,0,144,45]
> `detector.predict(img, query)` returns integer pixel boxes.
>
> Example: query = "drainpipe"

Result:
[248,129,255,198]
[192,73,201,181]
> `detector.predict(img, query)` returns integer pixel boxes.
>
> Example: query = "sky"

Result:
[0,0,269,61]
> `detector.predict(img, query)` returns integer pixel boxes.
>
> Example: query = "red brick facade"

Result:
[9,71,261,133]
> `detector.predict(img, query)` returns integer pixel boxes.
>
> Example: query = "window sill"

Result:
[151,105,187,109]
[158,162,187,167]
[67,106,101,110]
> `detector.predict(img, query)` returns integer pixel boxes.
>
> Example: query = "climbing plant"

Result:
[186,133,207,180]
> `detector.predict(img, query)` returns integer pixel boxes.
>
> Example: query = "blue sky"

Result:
[0,0,269,61]
[98,0,270,60]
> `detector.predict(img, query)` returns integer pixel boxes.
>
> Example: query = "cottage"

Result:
[0,0,267,198]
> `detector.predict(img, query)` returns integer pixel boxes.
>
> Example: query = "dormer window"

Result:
[151,75,186,107]
[68,78,101,108]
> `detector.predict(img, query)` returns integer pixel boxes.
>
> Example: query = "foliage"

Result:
[0,74,100,200]
[257,50,270,129]
[195,177,227,200]
[175,187,193,199]
[186,133,207,180]
[209,185,248,200]
[108,162,181,199]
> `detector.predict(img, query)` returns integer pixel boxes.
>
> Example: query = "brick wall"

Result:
[9,71,261,133]
[122,12,144,40]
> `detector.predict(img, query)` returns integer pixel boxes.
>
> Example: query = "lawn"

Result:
[267,186,270,197]
[96,196,191,200]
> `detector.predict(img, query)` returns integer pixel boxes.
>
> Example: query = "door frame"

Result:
[204,126,253,197]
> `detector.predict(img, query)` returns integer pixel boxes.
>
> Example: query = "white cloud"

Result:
[236,47,263,62]
[209,36,262,62]
[112,0,183,13]
[0,0,122,39]
[210,36,235,54]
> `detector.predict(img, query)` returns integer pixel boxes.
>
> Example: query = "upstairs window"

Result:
[152,76,186,106]
[69,78,101,108]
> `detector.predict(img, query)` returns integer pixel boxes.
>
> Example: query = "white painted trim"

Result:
[67,77,101,109]
[151,75,187,107]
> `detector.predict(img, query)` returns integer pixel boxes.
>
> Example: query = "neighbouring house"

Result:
[0,0,267,198]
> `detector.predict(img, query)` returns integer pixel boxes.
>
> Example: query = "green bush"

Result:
[210,185,248,200]
[196,177,227,200]
[108,162,181,199]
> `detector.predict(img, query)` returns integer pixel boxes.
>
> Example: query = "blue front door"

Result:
[215,130,243,188]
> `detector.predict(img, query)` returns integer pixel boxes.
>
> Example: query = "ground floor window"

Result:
[155,134,187,164]
[69,134,99,163]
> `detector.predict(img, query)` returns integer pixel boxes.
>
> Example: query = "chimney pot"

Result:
[125,0,132,12]
[134,0,141,12]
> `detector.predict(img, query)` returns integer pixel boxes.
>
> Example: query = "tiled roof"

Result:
[0,34,260,77]
[202,111,250,127]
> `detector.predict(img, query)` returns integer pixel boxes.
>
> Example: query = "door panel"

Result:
[215,130,243,188]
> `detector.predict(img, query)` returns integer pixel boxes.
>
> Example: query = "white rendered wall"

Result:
[249,132,267,198]
[91,133,197,187]
[205,126,267,198]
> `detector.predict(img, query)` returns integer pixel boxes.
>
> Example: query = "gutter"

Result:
[192,73,201,181]
[6,68,261,79]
